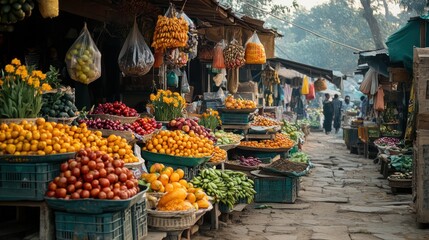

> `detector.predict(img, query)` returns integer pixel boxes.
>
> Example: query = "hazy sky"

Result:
[272,0,330,10]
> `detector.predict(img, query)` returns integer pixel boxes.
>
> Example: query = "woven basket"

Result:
[87,114,139,124]
[147,209,196,231]
[0,118,38,124]
[47,116,77,125]
[88,128,135,142]
[388,178,412,188]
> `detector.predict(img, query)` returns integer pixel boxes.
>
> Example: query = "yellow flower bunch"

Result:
[150,89,186,121]
[199,108,222,131]
[0,58,53,118]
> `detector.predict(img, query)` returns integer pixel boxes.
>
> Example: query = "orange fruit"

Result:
[165,183,174,192]
[170,172,180,182]
[146,173,160,183]
[186,193,196,203]
[150,163,164,173]
[160,168,172,177]
[150,180,163,191]
[172,182,183,189]
[175,169,185,179]
[179,179,188,188]
[195,189,206,200]
[158,174,169,186]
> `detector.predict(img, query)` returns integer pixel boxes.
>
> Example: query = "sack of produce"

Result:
[65,23,101,85]
[181,71,190,93]
[223,39,245,69]
[118,19,154,77]
[178,11,198,59]
[300,76,309,95]
[38,0,58,18]
[227,68,239,94]
[244,31,266,64]
[152,4,189,51]
[314,78,327,91]
[164,48,188,69]
[213,40,226,69]
[153,50,164,68]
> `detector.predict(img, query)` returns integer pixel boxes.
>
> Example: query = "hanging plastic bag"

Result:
[244,31,266,64]
[306,83,315,100]
[301,76,309,95]
[39,0,59,18]
[65,23,101,85]
[167,71,179,87]
[360,68,376,95]
[223,39,245,69]
[181,71,190,93]
[227,68,239,94]
[213,40,226,69]
[314,78,327,91]
[374,87,385,111]
[213,68,226,87]
[165,48,188,69]
[178,11,198,59]
[118,19,154,77]
[216,87,226,102]
[153,50,164,68]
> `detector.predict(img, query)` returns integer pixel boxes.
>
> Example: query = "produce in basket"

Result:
[389,155,412,173]
[168,117,216,143]
[240,133,295,149]
[236,156,262,167]
[45,148,140,200]
[225,95,256,109]
[0,0,34,24]
[251,115,280,127]
[289,152,309,163]
[143,130,214,157]
[210,146,227,163]
[388,171,412,180]
[131,117,162,135]
[214,130,242,145]
[191,168,255,209]
[266,158,309,173]
[41,91,78,118]
[140,163,210,210]
[373,137,400,147]
[91,101,139,117]
[0,118,139,163]
[79,118,133,131]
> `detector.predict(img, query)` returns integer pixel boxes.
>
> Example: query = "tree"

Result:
[360,0,386,49]
[399,0,428,14]
[219,0,297,19]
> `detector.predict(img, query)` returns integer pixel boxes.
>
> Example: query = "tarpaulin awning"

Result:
[386,15,429,73]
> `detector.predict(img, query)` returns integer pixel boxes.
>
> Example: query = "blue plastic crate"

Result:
[254,176,298,203]
[221,112,251,125]
[0,162,61,201]
[132,200,147,240]
[146,161,202,181]
[54,207,133,240]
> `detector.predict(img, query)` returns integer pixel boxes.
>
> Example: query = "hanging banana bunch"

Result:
[261,65,280,87]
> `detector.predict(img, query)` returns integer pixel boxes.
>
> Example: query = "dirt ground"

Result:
[193,131,429,240]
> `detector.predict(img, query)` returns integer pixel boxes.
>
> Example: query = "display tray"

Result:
[47,116,78,125]
[224,160,261,171]
[249,125,280,132]
[88,128,135,142]
[141,150,211,167]
[217,142,241,151]
[124,157,144,168]
[87,114,139,124]
[260,163,311,177]
[45,185,148,214]
[0,152,75,163]
[237,145,291,152]
[218,108,258,113]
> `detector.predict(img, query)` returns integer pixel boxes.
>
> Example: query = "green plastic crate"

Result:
[0,162,60,201]
[254,176,298,203]
[146,161,203,181]
[54,207,133,240]
[132,200,147,240]
[221,112,251,125]
[141,150,210,167]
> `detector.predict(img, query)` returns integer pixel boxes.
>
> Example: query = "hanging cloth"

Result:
[374,87,385,111]
[284,84,293,104]
[301,76,309,95]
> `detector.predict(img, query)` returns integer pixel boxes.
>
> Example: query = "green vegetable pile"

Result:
[191,168,255,209]
[214,130,243,145]
[41,91,77,118]
[389,155,412,173]
[290,152,309,163]
[281,120,304,142]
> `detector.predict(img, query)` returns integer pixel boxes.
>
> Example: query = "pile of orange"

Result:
[225,95,256,109]
[142,163,210,210]
[0,118,138,163]
[251,115,280,127]
[240,133,295,149]
[143,130,214,158]
[210,146,227,163]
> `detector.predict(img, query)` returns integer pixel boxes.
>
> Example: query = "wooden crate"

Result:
[413,48,429,113]
[414,130,429,224]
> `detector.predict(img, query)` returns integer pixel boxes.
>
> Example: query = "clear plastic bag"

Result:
[223,39,245,69]
[118,19,154,77]
[164,48,188,69]
[212,40,226,69]
[245,31,266,64]
[181,71,190,93]
[213,68,226,87]
[178,11,198,59]
[167,71,179,87]
[65,23,101,85]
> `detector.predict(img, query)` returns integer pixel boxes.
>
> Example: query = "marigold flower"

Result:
[41,83,52,91]
[11,58,21,66]
[33,79,40,88]
[27,77,33,85]
[0,79,3,86]
[150,94,156,101]
[5,64,14,73]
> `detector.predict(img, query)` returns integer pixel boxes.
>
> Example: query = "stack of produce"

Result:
[130,117,162,136]
[281,120,304,142]
[251,115,280,127]
[223,40,245,69]
[191,168,255,209]
[79,118,133,131]
[214,130,242,145]
[141,163,210,210]
[261,66,280,86]
[45,149,140,200]
[209,146,227,164]
[151,14,189,51]
[265,158,309,173]
[289,152,309,164]
[143,130,214,157]
[374,137,400,147]
[240,133,295,149]
[236,156,262,167]
[380,125,402,137]
[0,0,34,25]
[244,42,266,64]
[41,91,78,118]
[388,171,412,180]
[225,95,256,109]
[90,101,139,117]
[389,155,412,173]
[168,117,216,143]
[0,118,139,163]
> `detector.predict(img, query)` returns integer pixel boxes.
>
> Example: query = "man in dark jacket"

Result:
[323,93,334,134]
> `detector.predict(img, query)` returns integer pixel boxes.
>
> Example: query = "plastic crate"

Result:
[221,112,251,125]
[0,162,61,201]
[146,161,202,181]
[254,176,298,203]
[132,199,148,240]
[54,207,133,240]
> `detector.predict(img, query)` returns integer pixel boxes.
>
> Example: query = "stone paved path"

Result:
[194,131,429,240]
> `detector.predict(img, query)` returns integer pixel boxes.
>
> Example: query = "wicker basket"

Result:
[147,209,196,231]
[0,118,38,124]
[387,178,412,188]
[87,114,139,124]
[47,116,77,125]
[88,128,135,142]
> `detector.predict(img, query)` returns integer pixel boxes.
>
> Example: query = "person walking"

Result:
[359,95,368,117]
[332,94,342,134]
[323,93,334,134]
